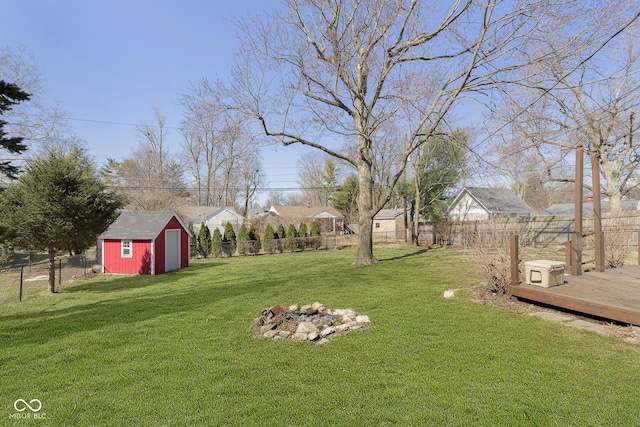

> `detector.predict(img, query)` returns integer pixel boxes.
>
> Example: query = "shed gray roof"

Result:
[458,187,537,216]
[100,211,178,240]
[541,200,640,216]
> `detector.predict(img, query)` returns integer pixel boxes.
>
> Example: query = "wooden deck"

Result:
[509,265,640,326]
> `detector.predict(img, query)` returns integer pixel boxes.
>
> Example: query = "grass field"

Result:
[2,247,640,426]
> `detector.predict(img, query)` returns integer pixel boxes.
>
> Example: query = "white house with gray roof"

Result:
[446,187,537,221]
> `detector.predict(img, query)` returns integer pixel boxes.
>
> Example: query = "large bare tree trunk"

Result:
[353,155,377,266]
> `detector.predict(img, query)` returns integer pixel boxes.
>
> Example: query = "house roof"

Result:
[374,208,406,220]
[100,211,184,240]
[450,187,537,216]
[269,205,344,219]
[541,200,640,216]
[181,206,243,224]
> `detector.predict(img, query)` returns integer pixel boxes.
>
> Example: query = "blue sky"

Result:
[1,0,311,200]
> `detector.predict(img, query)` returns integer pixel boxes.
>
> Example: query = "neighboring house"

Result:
[181,206,244,236]
[446,187,536,221]
[373,208,407,239]
[540,200,640,216]
[253,205,345,233]
[100,211,190,275]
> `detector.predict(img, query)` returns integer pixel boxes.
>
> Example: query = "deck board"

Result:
[509,265,640,326]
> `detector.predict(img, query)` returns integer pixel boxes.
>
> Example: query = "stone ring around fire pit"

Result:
[250,302,371,346]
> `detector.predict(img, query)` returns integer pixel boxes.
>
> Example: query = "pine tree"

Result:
[248,224,261,255]
[223,222,237,256]
[263,224,276,255]
[237,223,249,256]
[211,228,223,258]
[310,220,321,236]
[198,221,211,258]
[0,149,124,292]
[188,225,198,257]
[276,224,286,240]
[286,223,298,253]
[0,80,30,179]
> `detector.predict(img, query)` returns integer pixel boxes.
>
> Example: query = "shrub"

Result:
[263,224,277,255]
[603,217,633,268]
[188,225,198,257]
[222,222,237,257]
[465,220,531,294]
[310,220,321,236]
[237,223,249,256]
[286,224,298,253]
[276,224,286,240]
[198,221,211,258]
[248,224,261,255]
[211,228,223,258]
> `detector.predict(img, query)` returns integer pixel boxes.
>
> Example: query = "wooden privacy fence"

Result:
[431,211,640,249]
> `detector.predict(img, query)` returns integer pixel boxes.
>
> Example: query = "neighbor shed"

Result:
[100,211,190,275]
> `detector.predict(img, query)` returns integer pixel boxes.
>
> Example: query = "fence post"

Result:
[510,234,519,287]
[19,265,24,302]
[58,259,62,288]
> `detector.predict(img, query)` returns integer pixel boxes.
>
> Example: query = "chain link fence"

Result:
[0,253,101,304]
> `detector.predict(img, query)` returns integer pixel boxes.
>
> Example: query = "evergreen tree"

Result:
[211,228,223,258]
[0,149,124,292]
[310,220,321,236]
[188,225,198,258]
[222,222,237,256]
[286,223,298,253]
[198,221,211,258]
[298,222,308,251]
[276,224,286,240]
[237,223,249,256]
[248,224,261,255]
[263,224,276,255]
[0,80,30,179]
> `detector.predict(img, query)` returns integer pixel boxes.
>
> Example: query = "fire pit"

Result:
[250,301,371,345]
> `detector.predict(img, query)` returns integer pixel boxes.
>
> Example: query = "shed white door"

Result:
[165,229,180,272]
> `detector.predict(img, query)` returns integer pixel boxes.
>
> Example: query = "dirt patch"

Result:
[471,284,640,344]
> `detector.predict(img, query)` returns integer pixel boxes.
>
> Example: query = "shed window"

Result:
[375,222,380,229]
[122,240,132,258]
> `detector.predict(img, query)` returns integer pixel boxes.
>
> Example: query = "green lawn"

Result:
[1,247,639,426]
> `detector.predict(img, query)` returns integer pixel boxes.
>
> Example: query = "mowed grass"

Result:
[1,247,640,426]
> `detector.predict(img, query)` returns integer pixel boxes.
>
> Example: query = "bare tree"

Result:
[180,78,260,208]
[230,0,615,265]
[104,108,186,211]
[488,4,640,213]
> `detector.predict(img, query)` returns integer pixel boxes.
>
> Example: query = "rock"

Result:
[334,323,350,332]
[307,331,320,341]
[316,338,330,346]
[356,315,371,323]
[292,332,309,341]
[277,330,291,338]
[263,329,278,339]
[288,304,300,312]
[260,323,276,334]
[443,289,457,298]
[300,304,312,313]
[91,264,102,274]
[320,327,335,337]
[296,322,318,334]
[311,301,326,312]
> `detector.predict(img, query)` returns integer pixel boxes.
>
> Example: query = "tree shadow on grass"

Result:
[0,263,281,350]
[64,262,223,294]
[378,248,432,262]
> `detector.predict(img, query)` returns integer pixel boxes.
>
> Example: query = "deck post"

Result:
[571,142,583,276]
[510,234,519,286]
[591,149,605,272]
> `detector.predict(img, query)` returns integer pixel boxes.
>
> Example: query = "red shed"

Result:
[100,211,190,275]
